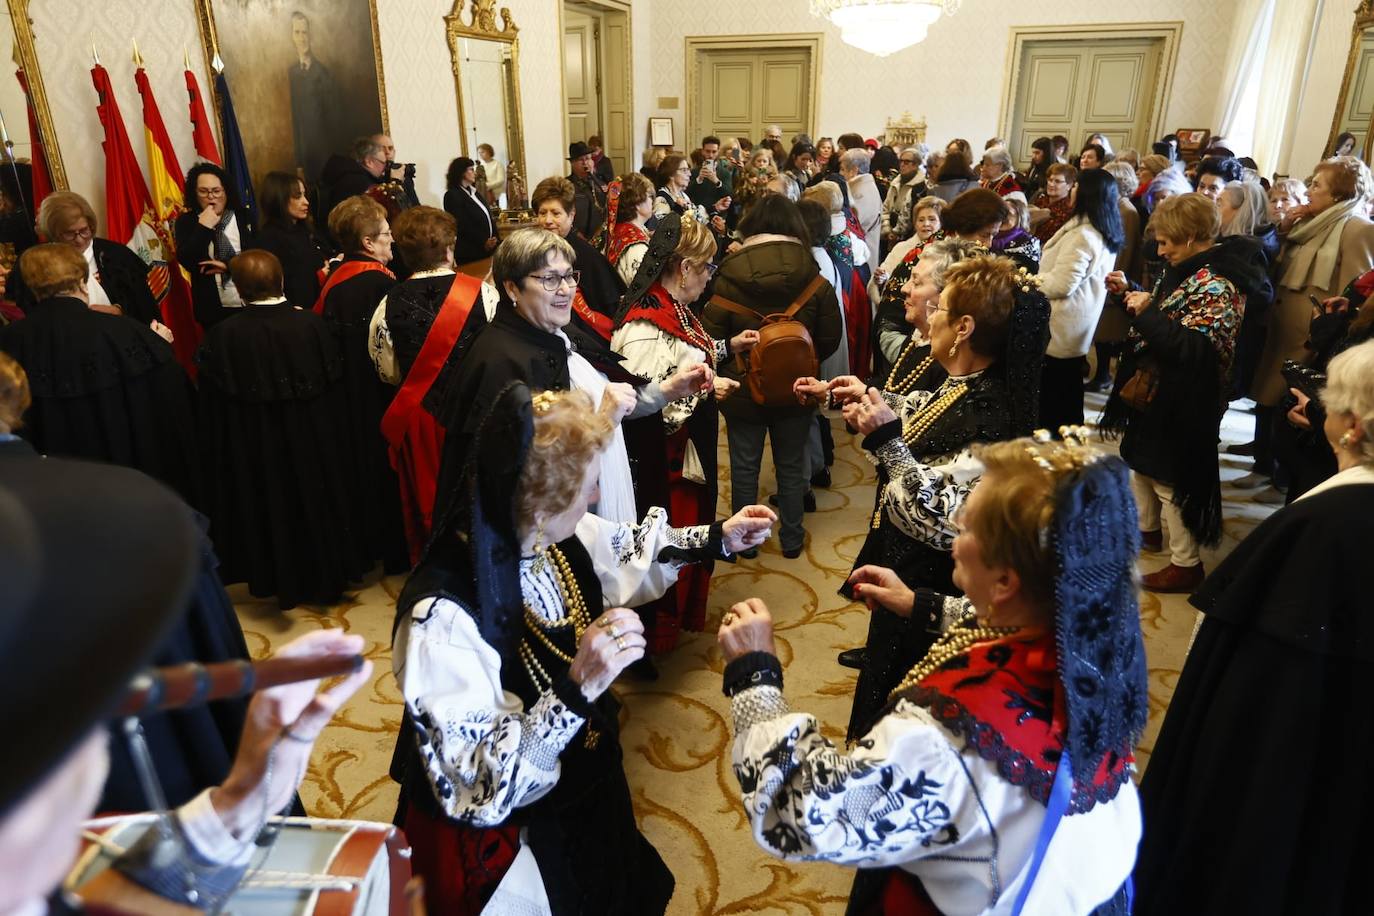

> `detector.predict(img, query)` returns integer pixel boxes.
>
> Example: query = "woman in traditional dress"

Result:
[1134,339,1374,915]
[392,384,775,914]
[314,195,408,573]
[803,180,873,377]
[611,214,752,653]
[819,255,1050,737]
[255,170,334,308]
[0,243,199,506]
[654,154,729,234]
[532,176,625,342]
[979,146,1026,204]
[719,431,1145,914]
[198,250,365,608]
[604,172,655,287]
[992,197,1042,270]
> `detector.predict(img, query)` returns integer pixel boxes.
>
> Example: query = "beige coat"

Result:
[1095,198,1142,343]
[1252,215,1374,405]
[848,173,883,267]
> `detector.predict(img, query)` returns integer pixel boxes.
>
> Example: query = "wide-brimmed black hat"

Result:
[0,455,200,816]
[568,141,593,160]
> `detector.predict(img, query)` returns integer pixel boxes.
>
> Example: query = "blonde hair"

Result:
[36,191,97,241]
[803,181,842,215]
[328,195,388,254]
[1150,193,1221,245]
[1322,339,1374,465]
[516,390,615,533]
[1138,154,1171,179]
[672,215,717,267]
[19,243,87,299]
[0,352,31,431]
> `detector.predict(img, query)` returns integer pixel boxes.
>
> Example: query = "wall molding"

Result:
[684,32,822,148]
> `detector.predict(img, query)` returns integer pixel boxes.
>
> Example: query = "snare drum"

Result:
[71,814,413,916]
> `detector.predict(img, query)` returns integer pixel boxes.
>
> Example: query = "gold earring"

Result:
[948,340,960,359]
[531,520,548,574]
[1340,430,1357,449]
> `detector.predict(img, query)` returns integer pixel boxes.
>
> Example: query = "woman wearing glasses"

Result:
[175,162,257,329]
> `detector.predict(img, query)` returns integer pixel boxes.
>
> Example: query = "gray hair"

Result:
[920,237,983,289]
[841,148,871,174]
[982,146,1014,174]
[1219,180,1269,238]
[492,228,575,294]
[1003,196,1030,232]
[1103,161,1139,199]
[351,136,384,163]
[1270,177,1308,203]
[1322,338,1374,465]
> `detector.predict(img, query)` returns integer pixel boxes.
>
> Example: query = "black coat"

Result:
[174,209,257,329]
[567,229,624,332]
[442,186,497,264]
[0,295,200,506]
[1136,481,1374,915]
[319,154,382,223]
[255,220,335,308]
[9,237,159,325]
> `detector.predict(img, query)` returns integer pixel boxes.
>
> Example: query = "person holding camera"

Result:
[1099,193,1267,594]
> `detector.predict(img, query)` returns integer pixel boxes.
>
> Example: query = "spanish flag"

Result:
[135,62,201,373]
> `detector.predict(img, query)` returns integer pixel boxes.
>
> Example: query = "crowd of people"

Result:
[2,117,1372,916]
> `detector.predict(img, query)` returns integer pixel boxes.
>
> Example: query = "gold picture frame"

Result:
[5,0,66,189]
[1327,0,1374,162]
[193,0,390,187]
[445,0,526,204]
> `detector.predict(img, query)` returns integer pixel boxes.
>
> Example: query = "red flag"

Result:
[15,69,52,208]
[136,66,201,374]
[185,68,220,165]
[91,64,154,244]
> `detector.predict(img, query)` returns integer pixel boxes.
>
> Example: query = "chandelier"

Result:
[810,0,962,57]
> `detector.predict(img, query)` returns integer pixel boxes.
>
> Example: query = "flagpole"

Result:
[0,105,31,227]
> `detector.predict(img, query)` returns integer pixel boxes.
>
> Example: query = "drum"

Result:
[70,814,414,916]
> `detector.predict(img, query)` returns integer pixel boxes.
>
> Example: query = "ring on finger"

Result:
[596,616,614,629]
[616,636,628,651]
[609,624,622,639]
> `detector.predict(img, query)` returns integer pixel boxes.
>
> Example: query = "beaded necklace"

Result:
[884,338,934,396]
[901,380,968,448]
[889,624,1022,702]
[669,295,718,368]
[518,546,602,748]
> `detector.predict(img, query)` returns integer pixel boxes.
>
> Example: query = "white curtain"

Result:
[1252,0,1323,176]
[1213,0,1273,143]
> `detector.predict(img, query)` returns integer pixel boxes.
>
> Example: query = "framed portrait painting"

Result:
[195,0,390,190]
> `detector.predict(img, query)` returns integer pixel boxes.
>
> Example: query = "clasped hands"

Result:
[793,376,897,435]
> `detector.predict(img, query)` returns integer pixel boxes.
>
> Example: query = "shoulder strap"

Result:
[709,294,763,322]
[1010,755,1073,915]
[781,274,825,319]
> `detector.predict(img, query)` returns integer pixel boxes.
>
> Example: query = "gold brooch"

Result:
[532,391,560,414]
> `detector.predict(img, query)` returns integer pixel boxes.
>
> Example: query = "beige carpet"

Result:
[233,397,1274,914]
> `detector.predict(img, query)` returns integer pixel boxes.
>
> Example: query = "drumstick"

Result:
[116,654,365,717]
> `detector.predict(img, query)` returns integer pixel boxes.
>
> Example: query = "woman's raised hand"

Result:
[722,505,777,554]
[730,329,760,354]
[598,382,637,424]
[793,376,829,405]
[569,608,646,700]
[717,598,776,663]
[841,388,897,435]
[826,375,867,405]
[1105,270,1128,295]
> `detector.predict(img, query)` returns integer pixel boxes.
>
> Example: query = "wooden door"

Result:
[563,9,600,147]
[698,47,811,147]
[1334,31,1374,156]
[1010,38,1163,164]
[601,9,630,177]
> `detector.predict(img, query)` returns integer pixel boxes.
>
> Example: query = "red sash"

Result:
[381,273,481,559]
[312,259,395,314]
[572,287,616,341]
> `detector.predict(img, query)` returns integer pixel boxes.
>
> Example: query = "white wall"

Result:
[646,0,1242,153]
[1288,0,1359,178]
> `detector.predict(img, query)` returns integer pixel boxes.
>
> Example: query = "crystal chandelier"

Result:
[810,0,962,57]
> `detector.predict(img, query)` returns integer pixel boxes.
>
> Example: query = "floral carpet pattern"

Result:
[232,397,1275,914]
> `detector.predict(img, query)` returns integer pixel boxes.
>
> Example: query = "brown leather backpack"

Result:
[710,274,824,406]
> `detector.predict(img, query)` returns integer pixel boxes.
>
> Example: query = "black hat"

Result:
[0,456,199,816]
[568,141,593,160]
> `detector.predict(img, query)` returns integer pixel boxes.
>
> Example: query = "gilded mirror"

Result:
[446,0,526,212]
[1329,1,1374,161]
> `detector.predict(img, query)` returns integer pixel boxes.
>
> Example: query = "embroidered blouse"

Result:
[611,287,728,435]
[393,508,712,828]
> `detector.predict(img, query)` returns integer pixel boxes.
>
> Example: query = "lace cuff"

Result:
[656,521,727,564]
[731,685,791,731]
[715,338,731,365]
[869,427,918,476]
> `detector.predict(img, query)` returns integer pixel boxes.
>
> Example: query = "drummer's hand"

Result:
[598,382,637,424]
[717,598,776,662]
[722,505,776,554]
[661,362,714,400]
[827,375,867,405]
[847,565,916,616]
[212,629,372,838]
[570,608,646,700]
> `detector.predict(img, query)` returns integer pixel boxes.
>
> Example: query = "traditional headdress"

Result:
[614,211,683,324]
[1004,268,1051,437]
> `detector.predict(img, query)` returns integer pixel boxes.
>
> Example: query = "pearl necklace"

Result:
[885,338,934,396]
[518,546,602,748]
[901,381,968,449]
[669,295,717,368]
[889,624,1023,702]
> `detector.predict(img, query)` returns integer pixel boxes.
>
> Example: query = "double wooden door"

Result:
[696,47,811,146]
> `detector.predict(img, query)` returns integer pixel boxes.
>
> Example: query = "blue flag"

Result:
[213,69,257,234]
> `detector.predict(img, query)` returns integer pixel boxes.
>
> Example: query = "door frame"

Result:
[559,0,634,170]
[685,32,822,150]
[998,22,1184,147]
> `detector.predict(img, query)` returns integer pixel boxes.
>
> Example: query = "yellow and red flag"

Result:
[135,63,201,372]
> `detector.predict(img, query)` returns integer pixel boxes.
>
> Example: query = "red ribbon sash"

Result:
[311,259,395,314]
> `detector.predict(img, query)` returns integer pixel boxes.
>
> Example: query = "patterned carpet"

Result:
[232,395,1276,914]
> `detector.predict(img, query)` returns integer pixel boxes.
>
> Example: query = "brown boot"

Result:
[1140,529,1163,553]
[1141,563,1205,594]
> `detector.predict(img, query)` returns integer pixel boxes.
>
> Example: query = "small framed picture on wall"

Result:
[649,117,674,148]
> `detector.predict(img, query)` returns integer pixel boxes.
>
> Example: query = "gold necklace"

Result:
[901,381,968,448]
[519,546,602,748]
[885,339,934,395]
[888,624,1022,702]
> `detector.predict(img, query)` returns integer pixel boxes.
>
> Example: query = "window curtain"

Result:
[1252,0,1323,176]
[1213,0,1273,145]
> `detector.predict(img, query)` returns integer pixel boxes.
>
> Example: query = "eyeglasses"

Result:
[196,187,226,198]
[923,301,948,315]
[696,261,719,278]
[59,224,93,242]
[899,158,918,164]
[530,270,581,291]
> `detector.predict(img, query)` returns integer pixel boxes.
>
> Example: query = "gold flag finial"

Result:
[91,44,101,66]
[132,38,144,69]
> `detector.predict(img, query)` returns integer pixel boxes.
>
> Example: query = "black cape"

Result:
[567,229,625,329]
[319,256,410,574]
[8,238,159,325]
[1134,481,1374,915]
[254,220,335,308]
[197,303,366,608]
[0,296,200,506]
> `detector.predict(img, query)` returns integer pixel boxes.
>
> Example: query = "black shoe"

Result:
[810,468,832,488]
[1226,441,1257,456]
[737,547,759,560]
[782,545,803,559]
[626,656,660,681]
[837,647,866,669]
[769,492,817,512]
